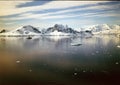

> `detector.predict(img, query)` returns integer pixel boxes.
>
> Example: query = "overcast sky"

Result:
[0,1,120,30]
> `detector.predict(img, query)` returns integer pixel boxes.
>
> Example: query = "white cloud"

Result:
[85,11,120,18]
[0,1,34,16]
[2,1,119,21]
[0,1,111,16]
[6,10,119,21]
[1,1,119,30]
[42,3,119,16]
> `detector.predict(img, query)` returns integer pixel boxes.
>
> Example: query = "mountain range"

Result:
[88,24,120,34]
[42,24,79,36]
[5,25,41,35]
[0,24,120,36]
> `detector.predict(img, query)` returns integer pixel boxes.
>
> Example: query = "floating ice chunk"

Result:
[71,43,82,46]
[115,62,119,65]
[74,72,77,75]
[117,45,120,48]
[16,60,20,63]
[83,70,86,72]
[95,51,99,53]
[29,69,32,72]
[71,38,82,46]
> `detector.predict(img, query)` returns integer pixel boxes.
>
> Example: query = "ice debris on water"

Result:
[115,62,119,65]
[16,60,20,63]
[95,51,99,53]
[74,72,77,75]
[83,70,86,72]
[71,43,82,46]
[117,45,120,48]
[29,69,32,72]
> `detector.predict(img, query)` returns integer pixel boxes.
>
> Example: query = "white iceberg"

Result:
[71,38,82,46]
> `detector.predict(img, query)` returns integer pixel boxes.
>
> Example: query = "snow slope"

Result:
[0,25,41,36]
[89,24,120,34]
[44,30,72,36]
[44,24,79,36]
[0,24,119,36]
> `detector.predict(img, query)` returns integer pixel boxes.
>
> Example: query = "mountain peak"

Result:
[9,25,41,35]
[23,25,33,28]
[44,24,79,35]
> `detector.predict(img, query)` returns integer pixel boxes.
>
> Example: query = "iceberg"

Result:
[117,45,120,48]
[71,38,82,46]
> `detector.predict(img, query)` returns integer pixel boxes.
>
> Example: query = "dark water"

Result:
[0,35,120,85]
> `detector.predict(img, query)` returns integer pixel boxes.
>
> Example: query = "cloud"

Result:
[86,12,120,18]
[1,1,120,20]
[5,3,120,21]
[35,2,119,17]
[0,1,34,16]
[16,1,51,8]
[0,1,111,16]
[6,11,119,21]
[0,1,120,29]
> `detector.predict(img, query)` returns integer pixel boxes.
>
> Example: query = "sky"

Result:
[0,0,120,30]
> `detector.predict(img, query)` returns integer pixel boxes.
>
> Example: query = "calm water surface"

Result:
[0,35,120,85]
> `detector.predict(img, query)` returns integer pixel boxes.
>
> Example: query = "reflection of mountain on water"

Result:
[42,36,71,49]
[42,36,71,42]
[0,36,120,85]
[0,35,119,55]
[0,37,41,53]
[0,36,71,53]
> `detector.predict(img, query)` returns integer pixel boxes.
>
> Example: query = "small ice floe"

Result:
[83,70,86,73]
[71,38,82,46]
[16,60,20,63]
[29,69,32,72]
[117,45,120,48]
[74,72,77,75]
[71,43,82,46]
[115,62,119,65]
[95,51,99,54]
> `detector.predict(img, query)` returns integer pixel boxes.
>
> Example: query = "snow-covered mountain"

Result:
[43,24,79,36]
[80,30,93,38]
[88,24,120,34]
[1,25,41,35]
[110,25,120,30]
[91,24,110,32]
[0,24,119,36]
